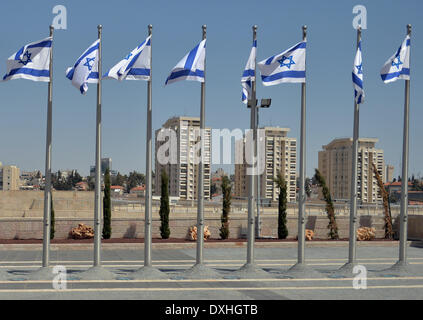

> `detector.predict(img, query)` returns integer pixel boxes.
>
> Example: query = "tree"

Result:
[102,169,112,239]
[274,172,288,239]
[314,169,339,240]
[112,172,125,187]
[50,195,55,240]
[305,177,312,198]
[126,171,145,193]
[159,170,170,239]
[219,175,231,239]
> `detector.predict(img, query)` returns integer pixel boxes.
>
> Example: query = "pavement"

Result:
[0,241,423,300]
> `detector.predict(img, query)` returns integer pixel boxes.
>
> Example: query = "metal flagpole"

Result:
[93,24,103,268]
[398,24,411,267]
[256,106,261,239]
[340,27,362,272]
[284,25,316,277]
[246,25,257,266]
[144,24,153,268]
[196,25,207,266]
[41,25,54,269]
[297,25,307,265]
[184,25,219,278]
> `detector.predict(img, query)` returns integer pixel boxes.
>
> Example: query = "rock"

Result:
[69,223,94,239]
[357,227,376,241]
[188,225,211,241]
[295,229,314,241]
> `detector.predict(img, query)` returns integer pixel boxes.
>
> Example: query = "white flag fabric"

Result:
[353,40,365,104]
[241,40,256,104]
[258,41,306,86]
[380,35,410,83]
[104,35,151,81]
[165,39,206,85]
[66,39,100,94]
[2,37,52,82]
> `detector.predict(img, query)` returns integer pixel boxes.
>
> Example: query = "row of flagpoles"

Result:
[0,23,413,276]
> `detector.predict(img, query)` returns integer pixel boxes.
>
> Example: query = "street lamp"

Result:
[247,98,271,238]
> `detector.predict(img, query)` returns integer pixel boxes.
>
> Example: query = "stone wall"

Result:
[1,190,422,240]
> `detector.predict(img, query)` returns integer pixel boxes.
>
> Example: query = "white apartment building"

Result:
[0,163,21,191]
[318,138,385,203]
[234,127,297,203]
[155,116,211,200]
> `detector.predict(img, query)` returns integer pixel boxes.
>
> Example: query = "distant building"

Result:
[155,116,211,200]
[110,185,124,196]
[318,138,385,203]
[234,127,297,203]
[385,165,395,183]
[20,170,42,188]
[90,158,115,177]
[0,164,21,191]
[130,185,146,197]
[75,181,89,191]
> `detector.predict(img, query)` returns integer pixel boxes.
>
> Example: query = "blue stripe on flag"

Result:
[87,72,99,80]
[127,68,150,76]
[352,73,363,89]
[261,70,306,83]
[184,43,200,70]
[3,68,50,80]
[166,69,204,83]
[242,69,255,78]
[381,68,410,82]
[14,40,52,60]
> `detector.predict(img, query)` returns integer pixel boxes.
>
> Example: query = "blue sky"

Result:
[0,0,422,178]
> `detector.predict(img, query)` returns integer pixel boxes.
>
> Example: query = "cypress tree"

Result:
[102,168,112,239]
[274,172,288,239]
[219,175,231,239]
[159,170,170,239]
[50,195,55,240]
[314,168,339,240]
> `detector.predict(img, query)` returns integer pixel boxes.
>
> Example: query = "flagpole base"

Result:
[25,267,57,280]
[329,262,360,278]
[280,263,324,279]
[130,266,168,280]
[76,266,116,280]
[375,260,417,277]
[231,263,272,279]
[181,264,221,280]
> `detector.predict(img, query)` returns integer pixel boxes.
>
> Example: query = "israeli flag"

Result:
[381,35,410,83]
[165,39,206,85]
[353,41,365,104]
[104,35,151,81]
[2,37,52,82]
[241,40,256,104]
[258,41,306,86]
[66,39,100,94]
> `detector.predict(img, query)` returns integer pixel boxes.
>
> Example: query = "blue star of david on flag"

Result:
[391,56,403,70]
[278,55,295,69]
[18,51,32,65]
[356,63,363,75]
[84,57,96,71]
[124,53,133,60]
